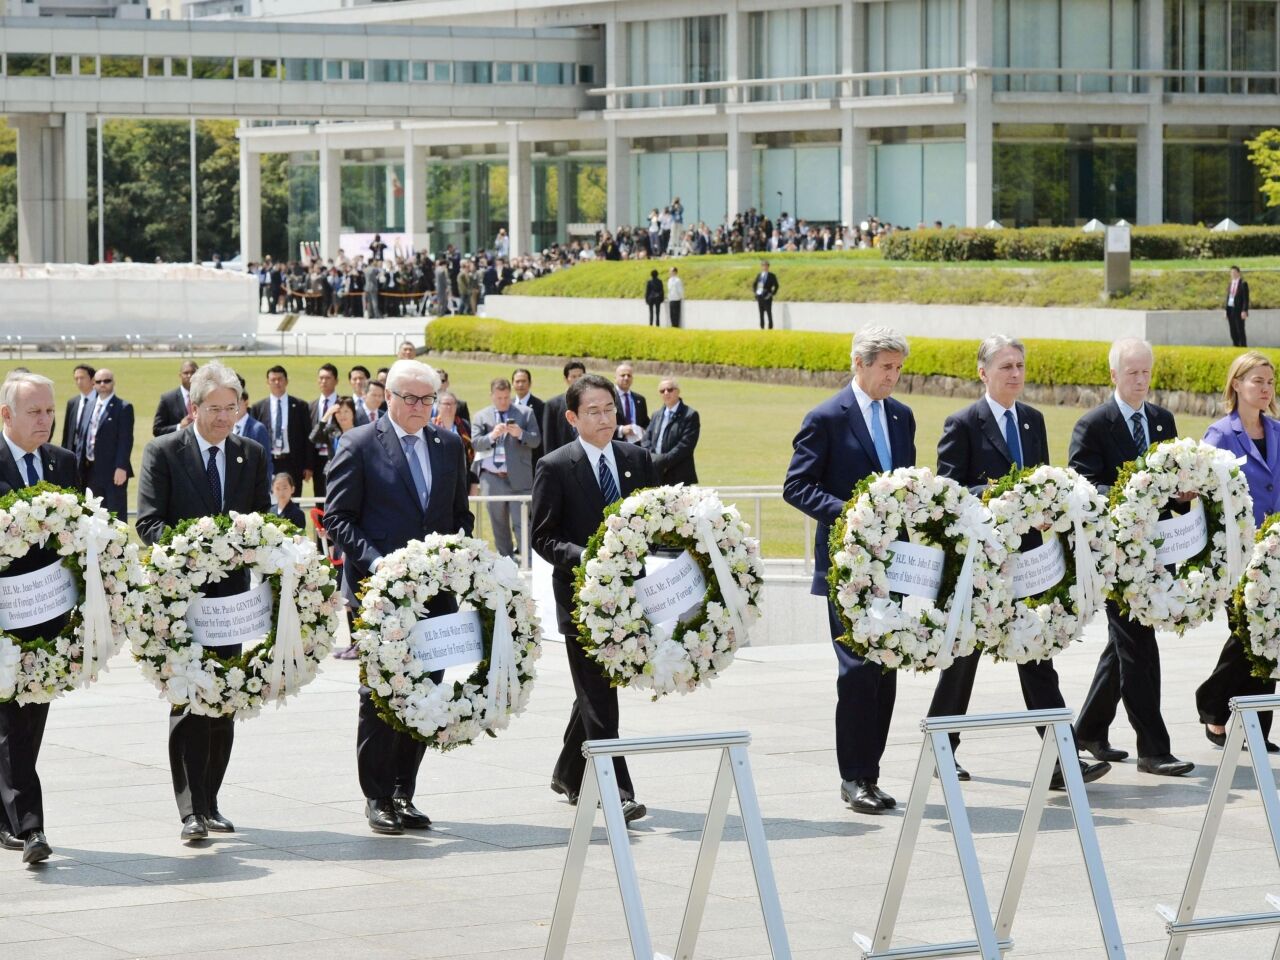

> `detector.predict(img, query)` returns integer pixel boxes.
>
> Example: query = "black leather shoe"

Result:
[621,799,647,823]
[0,827,22,851]
[22,831,51,865]
[1205,725,1227,747]
[870,784,897,809]
[181,815,208,841]
[840,779,886,815]
[954,761,971,781]
[205,811,235,833]
[1077,739,1129,762]
[1268,741,1280,755]
[392,799,432,830]
[366,798,404,835]
[550,777,579,805]
[1138,755,1194,777]
[1050,759,1111,791]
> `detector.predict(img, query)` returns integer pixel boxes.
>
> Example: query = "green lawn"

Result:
[9,355,1215,558]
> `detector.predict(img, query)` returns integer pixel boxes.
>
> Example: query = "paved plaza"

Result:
[4,612,1280,960]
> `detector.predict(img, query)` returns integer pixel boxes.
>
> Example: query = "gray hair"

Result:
[189,362,241,405]
[851,326,910,370]
[0,372,54,411]
[385,359,441,395]
[1108,337,1153,372]
[977,334,1025,370]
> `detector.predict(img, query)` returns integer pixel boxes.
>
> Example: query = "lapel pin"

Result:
[624,470,632,478]
[433,436,441,444]
[1156,425,1163,433]
[1023,423,1029,430]
[892,415,899,421]
[236,456,244,464]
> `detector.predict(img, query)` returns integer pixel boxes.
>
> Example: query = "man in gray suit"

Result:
[472,377,540,559]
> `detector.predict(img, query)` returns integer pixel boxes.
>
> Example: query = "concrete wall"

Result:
[484,294,1275,347]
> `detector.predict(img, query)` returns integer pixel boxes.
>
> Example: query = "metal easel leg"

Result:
[595,756,655,960]
[994,727,1059,940]
[544,770,605,960]
[673,749,736,960]
[729,744,793,959]
[1243,712,1280,859]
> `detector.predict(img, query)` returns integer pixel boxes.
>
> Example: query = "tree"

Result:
[1246,129,1280,209]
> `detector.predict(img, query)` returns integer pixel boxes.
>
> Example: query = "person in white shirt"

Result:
[667,267,685,328]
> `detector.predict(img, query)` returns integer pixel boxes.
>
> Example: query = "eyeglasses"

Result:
[201,405,239,416]
[392,390,437,407]
[659,387,677,394]
[578,404,617,419]
[94,378,113,385]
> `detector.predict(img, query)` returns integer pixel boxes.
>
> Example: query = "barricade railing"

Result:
[1157,693,1280,959]
[543,731,791,960]
[855,708,1124,960]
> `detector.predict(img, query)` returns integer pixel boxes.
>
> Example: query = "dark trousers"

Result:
[669,300,682,328]
[828,604,896,781]
[357,685,429,799]
[169,711,235,820]
[1196,635,1275,738]
[272,453,306,492]
[0,700,49,837]
[647,302,661,326]
[757,297,774,330]
[80,463,128,522]
[927,648,1066,752]
[1228,311,1248,348]
[1076,600,1172,757]
[311,456,329,499]
[554,623,634,800]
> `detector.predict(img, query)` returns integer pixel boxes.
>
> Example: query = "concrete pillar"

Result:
[963,0,994,226]
[15,112,88,263]
[604,16,626,110]
[843,0,862,76]
[318,145,341,261]
[725,6,748,104]
[606,121,631,228]
[726,113,753,221]
[555,158,572,240]
[508,127,532,258]
[385,163,397,230]
[1136,0,1165,224]
[841,115,868,231]
[403,136,426,252]
[238,140,262,264]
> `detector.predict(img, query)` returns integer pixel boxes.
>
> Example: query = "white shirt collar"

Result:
[577,436,618,472]
[1114,392,1146,424]
[984,393,1016,421]
[389,418,424,442]
[192,428,226,458]
[849,380,879,418]
[94,391,115,408]
[3,431,39,472]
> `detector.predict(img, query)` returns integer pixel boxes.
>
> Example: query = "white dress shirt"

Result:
[390,418,432,497]
[269,393,290,454]
[850,381,891,460]
[1114,393,1149,448]
[193,429,226,497]
[577,436,620,493]
[3,432,42,484]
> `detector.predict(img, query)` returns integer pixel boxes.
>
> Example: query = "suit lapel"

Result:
[423,423,447,510]
[178,430,218,514]
[614,442,643,496]
[0,441,23,490]
[570,442,606,513]
[977,401,1013,464]
[223,435,245,508]
[842,392,880,467]
[885,398,910,468]
[376,419,425,513]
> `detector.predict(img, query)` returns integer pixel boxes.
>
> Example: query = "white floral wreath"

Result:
[1233,517,1280,680]
[354,534,542,750]
[1109,438,1253,632]
[0,484,134,704]
[126,512,343,718]
[829,467,1010,673]
[574,485,763,697]
[984,465,1113,663]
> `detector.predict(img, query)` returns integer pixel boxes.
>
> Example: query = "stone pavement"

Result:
[5,613,1280,960]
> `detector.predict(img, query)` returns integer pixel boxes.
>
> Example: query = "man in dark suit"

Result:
[324,360,473,836]
[784,328,915,814]
[77,368,134,522]
[532,373,656,823]
[1226,265,1250,348]
[309,363,342,498]
[136,361,271,842]
[250,365,311,496]
[60,363,95,453]
[753,259,780,330]
[542,360,586,454]
[512,368,545,470]
[152,360,198,437]
[0,372,81,864]
[233,377,273,491]
[1069,337,1193,777]
[930,335,1109,789]
[641,378,699,484]
[613,362,649,443]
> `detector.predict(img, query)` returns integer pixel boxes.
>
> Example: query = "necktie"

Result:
[622,393,632,424]
[1130,411,1147,457]
[22,453,38,487]
[1003,409,1023,469]
[87,399,104,460]
[597,453,620,504]
[369,409,377,424]
[75,396,92,453]
[206,447,222,513]
[494,410,507,467]
[401,435,429,509]
[657,413,671,453]
[868,400,892,472]
[273,398,284,450]
[321,396,331,418]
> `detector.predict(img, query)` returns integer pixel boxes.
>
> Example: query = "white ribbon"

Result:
[1211,454,1253,584]
[941,534,979,666]
[484,556,522,722]
[692,500,751,646]
[264,538,309,700]
[1066,479,1105,615]
[77,500,116,687]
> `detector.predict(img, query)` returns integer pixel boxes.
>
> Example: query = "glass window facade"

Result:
[341,160,405,232]
[631,136,728,225]
[426,160,509,255]
[867,126,966,226]
[992,0,1141,91]
[625,16,725,106]
[532,158,608,250]
[457,61,493,84]
[1166,0,1278,92]
[1165,125,1279,223]
[747,6,841,100]
[992,124,1137,225]
[283,58,322,82]
[370,60,408,83]
[865,0,964,93]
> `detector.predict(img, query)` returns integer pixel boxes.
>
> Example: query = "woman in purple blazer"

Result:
[1198,352,1280,751]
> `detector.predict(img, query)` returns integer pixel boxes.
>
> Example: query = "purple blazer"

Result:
[1203,411,1280,526]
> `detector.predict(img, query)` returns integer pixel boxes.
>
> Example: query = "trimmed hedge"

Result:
[426,316,1272,395]
[881,225,1280,262]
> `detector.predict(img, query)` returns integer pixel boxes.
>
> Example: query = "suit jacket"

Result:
[272,499,307,530]
[531,439,658,635]
[152,386,189,437]
[644,277,664,304]
[641,401,700,485]
[61,392,94,452]
[1227,278,1251,318]
[1068,397,1177,492]
[783,388,916,595]
[79,395,135,479]
[937,397,1048,492]
[753,270,779,301]
[323,418,473,606]
[542,393,577,453]
[250,394,312,464]
[1204,411,1280,526]
[135,428,271,546]
[233,415,274,487]
[471,403,541,491]
[615,390,649,430]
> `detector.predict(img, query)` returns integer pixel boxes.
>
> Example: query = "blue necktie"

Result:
[206,447,222,512]
[22,453,38,487]
[1130,411,1147,457]
[597,453,620,504]
[869,400,892,472]
[1003,409,1023,468]
[402,435,429,510]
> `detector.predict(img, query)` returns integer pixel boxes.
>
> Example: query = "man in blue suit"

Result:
[324,359,473,836]
[76,368,134,521]
[784,326,916,815]
[233,376,274,491]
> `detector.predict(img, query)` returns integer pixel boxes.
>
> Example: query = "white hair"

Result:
[851,326,909,370]
[0,372,54,411]
[189,361,241,405]
[977,334,1025,370]
[1108,337,1153,372]
[385,359,441,395]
